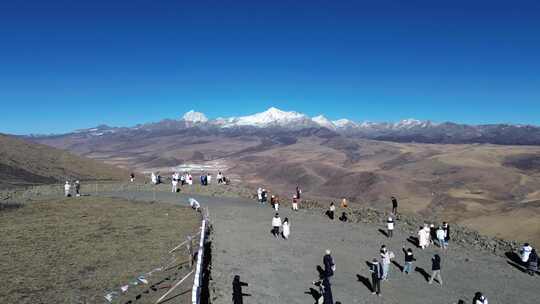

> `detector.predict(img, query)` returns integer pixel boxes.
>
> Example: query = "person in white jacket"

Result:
[418,225,430,249]
[64,181,71,197]
[520,243,533,264]
[171,173,179,193]
[436,226,446,250]
[282,218,290,239]
[271,213,282,238]
[380,245,394,280]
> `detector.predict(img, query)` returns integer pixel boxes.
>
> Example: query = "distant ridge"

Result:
[29,107,540,146]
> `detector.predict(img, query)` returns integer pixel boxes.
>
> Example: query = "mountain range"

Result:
[28,107,540,146]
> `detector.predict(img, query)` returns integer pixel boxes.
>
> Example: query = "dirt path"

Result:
[100,190,539,304]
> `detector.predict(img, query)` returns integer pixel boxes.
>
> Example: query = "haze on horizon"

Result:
[1,1,539,135]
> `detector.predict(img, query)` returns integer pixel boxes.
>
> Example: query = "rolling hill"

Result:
[0,134,129,189]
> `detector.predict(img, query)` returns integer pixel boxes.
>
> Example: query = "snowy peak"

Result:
[332,119,358,129]
[182,110,208,123]
[312,115,336,129]
[225,107,310,127]
[393,119,431,129]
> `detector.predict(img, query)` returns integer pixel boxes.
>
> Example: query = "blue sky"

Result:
[1,0,539,134]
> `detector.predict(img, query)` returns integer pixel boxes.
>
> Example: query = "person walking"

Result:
[386,217,395,238]
[402,247,416,274]
[436,226,446,249]
[391,196,398,215]
[380,245,394,280]
[282,218,290,240]
[64,181,71,197]
[428,254,443,285]
[323,249,335,279]
[369,258,383,296]
[271,213,282,238]
[527,248,538,276]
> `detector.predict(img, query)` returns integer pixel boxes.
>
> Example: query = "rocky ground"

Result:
[91,186,540,304]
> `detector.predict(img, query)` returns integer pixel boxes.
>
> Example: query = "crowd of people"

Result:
[257,190,500,304]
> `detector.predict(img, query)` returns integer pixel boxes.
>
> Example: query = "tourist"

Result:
[391,196,398,215]
[180,174,186,186]
[443,222,450,248]
[187,174,193,185]
[429,224,436,246]
[386,217,395,238]
[520,243,533,265]
[323,249,335,279]
[151,172,157,185]
[271,213,281,238]
[436,226,446,249]
[207,173,212,184]
[527,248,538,276]
[428,254,443,285]
[473,292,488,304]
[402,247,416,274]
[327,202,336,220]
[341,197,348,208]
[369,258,383,296]
[418,225,430,249]
[262,189,268,204]
[217,171,224,184]
[171,173,179,193]
[257,188,263,204]
[282,217,290,240]
[189,198,201,211]
[64,181,71,197]
[74,180,81,197]
[130,172,135,182]
[339,212,348,222]
[296,185,302,199]
[380,245,394,280]
[292,195,299,211]
[274,196,280,211]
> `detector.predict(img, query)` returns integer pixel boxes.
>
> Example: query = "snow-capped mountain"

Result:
[312,115,336,130]
[43,107,540,146]
[182,110,208,123]
[218,107,314,128]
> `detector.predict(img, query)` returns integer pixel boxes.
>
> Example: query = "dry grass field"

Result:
[0,197,200,304]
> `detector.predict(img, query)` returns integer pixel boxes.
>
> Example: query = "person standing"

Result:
[436,226,446,249]
[380,245,394,280]
[473,292,488,304]
[391,196,398,215]
[402,248,416,274]
[74,180,81,197]
[520,243,533,265]
[271,213,282,238]
[369,258,383,296]
[327,202,336,220]
[130,173,135,182]
[418,225,430,249]
[64,181,71,197]
[386,217,395,238]
[442,222,450,248]
[282,218,290,239]
[428,254,443,285]
[292,195,299,211]
[296,185,302,200]
[527,248,538,276]
[172,173,179,193]
[257,188,263,204]
[323,249,335,279]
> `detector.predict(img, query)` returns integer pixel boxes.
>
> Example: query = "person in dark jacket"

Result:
[370,258,383,296]
[322,277,333,304]
[527,248,538,276]
[473,292,488,304]
[428,254,443,285]
[402,247,416,274]
[232,275,250,304]
[391,196,398,215]
[443,222,450,248]
[323,249,335,279]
